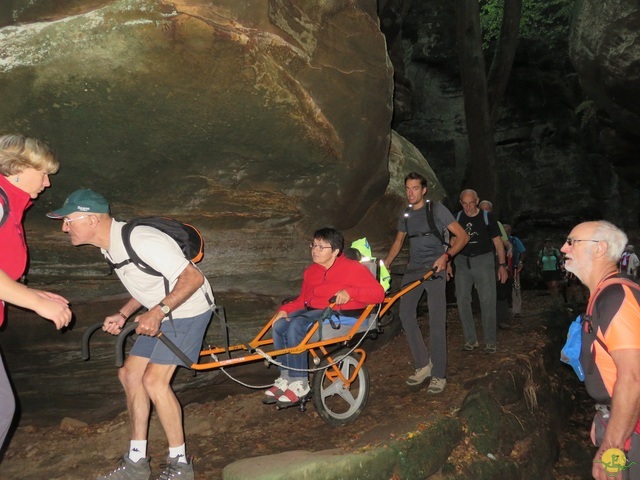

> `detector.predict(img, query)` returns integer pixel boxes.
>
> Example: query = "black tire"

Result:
[312,349,369,426]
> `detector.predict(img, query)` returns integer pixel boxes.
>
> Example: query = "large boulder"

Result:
[569,0,640,191]
[0,0,394,294]
[569,0,640,138]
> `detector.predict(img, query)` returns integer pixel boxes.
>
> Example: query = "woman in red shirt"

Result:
[0,134,72,453]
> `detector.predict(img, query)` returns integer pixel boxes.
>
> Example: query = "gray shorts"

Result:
[129,310,211,367]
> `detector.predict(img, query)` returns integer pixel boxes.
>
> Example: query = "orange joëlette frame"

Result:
[186,268,437,378]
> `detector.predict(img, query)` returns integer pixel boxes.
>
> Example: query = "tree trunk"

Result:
[455,0,498,203]
[487,0,523,124]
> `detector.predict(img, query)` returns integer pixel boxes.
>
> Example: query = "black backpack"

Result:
[404,200,450,248]
[107,217,204,286]
[0,187,9,228]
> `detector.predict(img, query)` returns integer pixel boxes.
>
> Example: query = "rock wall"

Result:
[0,0,396,295]
[382,0,640,270]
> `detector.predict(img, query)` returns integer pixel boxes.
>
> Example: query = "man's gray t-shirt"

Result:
[397,202,455,268]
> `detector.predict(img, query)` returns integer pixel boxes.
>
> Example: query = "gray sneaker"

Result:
[96,454,151,480]
[157,456,194,480]
[427,376,447,394]
[406,360,432,386]
[484,344,497,354]
[462,341,479,351]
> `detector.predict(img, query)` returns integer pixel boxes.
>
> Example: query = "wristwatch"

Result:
[499,263,508,267]
[158,302,171,316]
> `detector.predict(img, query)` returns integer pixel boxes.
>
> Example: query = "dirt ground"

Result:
[0,290,594,480]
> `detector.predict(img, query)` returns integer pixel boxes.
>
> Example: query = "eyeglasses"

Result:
[63,215,89,225]
[308,243,333,251]
[565,238,601,246]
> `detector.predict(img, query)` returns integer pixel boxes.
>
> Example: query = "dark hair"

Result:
[314,227,344,254]
[404,171,427,189]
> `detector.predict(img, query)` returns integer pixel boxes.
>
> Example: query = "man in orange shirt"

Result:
[562,220,640,480]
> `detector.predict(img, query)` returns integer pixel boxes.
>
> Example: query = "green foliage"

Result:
[479,0,575,49]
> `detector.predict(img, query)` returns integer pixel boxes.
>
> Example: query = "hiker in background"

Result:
[620,245,639,280]
[265,228,385,404]
[0,134,72,455]
[537,238,564,301]
[561,221,640,480]
[504,224,526,318]
[383,172,468,393]
[478,200,512,329]
[48,189,214,480]
[453,189,507,354]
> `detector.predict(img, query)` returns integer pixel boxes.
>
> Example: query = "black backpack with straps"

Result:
[404,200,450,247]
[106,217,206,298]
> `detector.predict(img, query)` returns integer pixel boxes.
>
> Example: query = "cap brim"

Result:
[46,208,72,219]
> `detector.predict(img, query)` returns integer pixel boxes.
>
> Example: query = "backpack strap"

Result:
[0,187,9,228]
[586,276,640,317]
[455,209,488,226]
[584,276,640,356]
[425,201,447,247]
[404,201,448,247]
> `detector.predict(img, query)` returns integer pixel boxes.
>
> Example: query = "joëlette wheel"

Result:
[311,349,369,426]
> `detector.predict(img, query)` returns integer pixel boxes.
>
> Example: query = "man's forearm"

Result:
[161,264,205,310]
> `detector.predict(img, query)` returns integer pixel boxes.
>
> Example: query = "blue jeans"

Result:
[273,309,326,379]
[454,252,497,345]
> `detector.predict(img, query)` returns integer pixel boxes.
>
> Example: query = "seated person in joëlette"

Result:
[264,227,386,405]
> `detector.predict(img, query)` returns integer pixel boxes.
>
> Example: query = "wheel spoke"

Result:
[321,360,357,407]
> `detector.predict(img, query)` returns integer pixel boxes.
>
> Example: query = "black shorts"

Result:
[542,270,562,282]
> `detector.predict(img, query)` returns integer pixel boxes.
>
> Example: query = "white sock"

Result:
[129,440,147,462]
[169,444,187,464]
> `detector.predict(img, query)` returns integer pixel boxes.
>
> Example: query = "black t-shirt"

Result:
[456,210,501,256]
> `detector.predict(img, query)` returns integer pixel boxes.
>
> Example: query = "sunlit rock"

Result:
[0,0,394,294]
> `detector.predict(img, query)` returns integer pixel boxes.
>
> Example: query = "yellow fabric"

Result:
[350,238,390,291]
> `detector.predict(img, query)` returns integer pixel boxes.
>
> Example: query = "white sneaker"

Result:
[427,376,447,394]
[277,380,310,403]
[263,377,288,404]
[406,361,432,386]
[264,377,288,398]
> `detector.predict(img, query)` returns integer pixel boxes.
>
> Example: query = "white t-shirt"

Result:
[102,220,214,319]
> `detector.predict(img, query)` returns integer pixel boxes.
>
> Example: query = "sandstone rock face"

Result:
[0,0,394,295]
[384,0,640,261]
[569,0,640,138]
[569,0,640,191]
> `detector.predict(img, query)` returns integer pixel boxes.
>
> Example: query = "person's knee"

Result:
[118,362,144,390]
[141,369,170,397]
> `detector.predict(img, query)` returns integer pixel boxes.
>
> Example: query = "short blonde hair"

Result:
[0,134,59,176]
